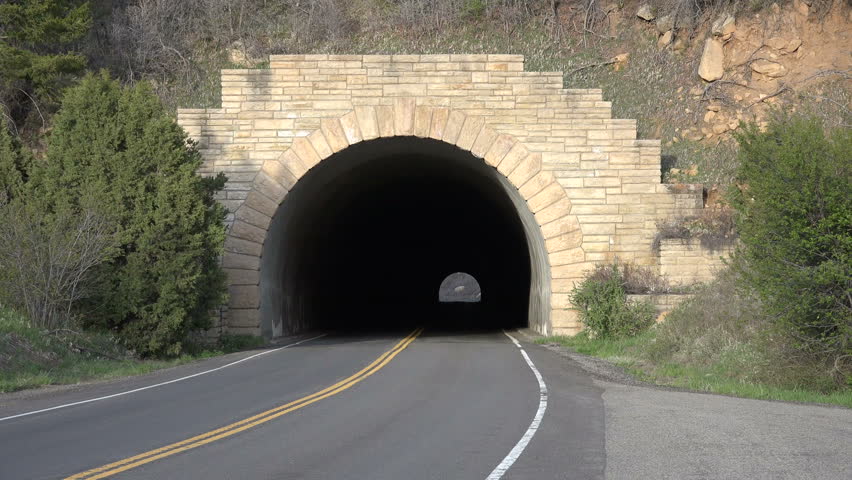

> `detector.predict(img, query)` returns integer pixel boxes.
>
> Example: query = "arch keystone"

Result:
[339,111,363,145]
[375,105,395,137]
[393,98,416,135]
[354,106,379,141]
[429,108,450,140]
[414,106,433,138]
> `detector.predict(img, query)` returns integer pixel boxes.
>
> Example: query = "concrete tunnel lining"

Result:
[260,137,550,337]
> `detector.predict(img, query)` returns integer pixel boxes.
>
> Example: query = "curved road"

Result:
[0,330,849,479]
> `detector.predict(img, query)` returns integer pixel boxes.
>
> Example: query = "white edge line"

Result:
[0,334,326,423]
[487,330,549,480]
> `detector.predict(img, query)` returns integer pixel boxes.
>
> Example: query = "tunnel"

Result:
[259,137,550,337]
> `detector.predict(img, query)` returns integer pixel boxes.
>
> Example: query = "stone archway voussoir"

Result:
[455,116,485,151]
[291,137,322,171]
[516,167,551,200]
[354,106,380,141]
[428,108,449,140]
[339,111,363,145]
[496,143,529,176]
[534,196,572,227]
[234,205,272,230]
[483,134,516,167]
[471,126,499,158]
[393,98,416,136]
[527,182,567,214]
[320,118,349,153]
[414,106,433,138]
[307,129,334,159]
[441,110,467,144]
[510,153,542,190]
[222,250,260,271]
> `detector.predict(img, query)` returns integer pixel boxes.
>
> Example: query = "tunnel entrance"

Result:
[260,137,550,337]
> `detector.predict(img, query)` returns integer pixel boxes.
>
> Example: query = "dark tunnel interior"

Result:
[260,137,548,337]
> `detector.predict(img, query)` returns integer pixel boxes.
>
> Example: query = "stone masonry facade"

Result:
[177,54,721,337]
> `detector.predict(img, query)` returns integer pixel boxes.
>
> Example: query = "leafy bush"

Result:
[730,115,851,362]
[571,263,656,338]
[26,71,228,357]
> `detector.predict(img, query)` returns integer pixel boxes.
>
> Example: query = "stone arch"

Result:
[222,99,584,336]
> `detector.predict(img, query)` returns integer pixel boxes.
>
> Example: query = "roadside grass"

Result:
[0,307,264,394]
[537,331,852,408]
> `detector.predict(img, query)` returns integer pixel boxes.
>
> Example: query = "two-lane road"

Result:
[3,329,850,479]
[0,330,606,480]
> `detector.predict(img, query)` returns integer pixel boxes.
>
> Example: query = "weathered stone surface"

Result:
[750,59,787,77]
[711,15,735,39]
[698,38,725,82]
[637,3,655,21]
[655,15,673,33]
[658,30,673,48]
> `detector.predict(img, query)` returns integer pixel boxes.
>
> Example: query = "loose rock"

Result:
[658,31,673,48]
[712,15,736,40]
[698,38,725,82]
[751,59,787,77]
[637,3,655,21]
[656,15,673,33]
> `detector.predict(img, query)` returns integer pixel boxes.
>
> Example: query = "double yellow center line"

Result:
[66,328,424,480]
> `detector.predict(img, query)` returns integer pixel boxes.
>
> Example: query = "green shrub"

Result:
[731,115,851,362]
[27,71,228,357]
[571,263,656,338]
[0,120,28,202]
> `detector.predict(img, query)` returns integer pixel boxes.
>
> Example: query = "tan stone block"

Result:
[339,111,363,145]
[277,149,308,180]
[483,134,516,167]
[551,278,580,293]
[471,127,499,158]
[549,247,586,266]
[225,268,260,286]
[308,129,333,159]
[534,196,572,226]
[496,143,529,176]
[229,285,260,309]
[262,157,299,189]
[551,293,573,309]
[429,108,449,140]
[510,153,542,190]
[455,116,485,151]
[518,169,552,200]
[528,182,566,213]
[244,190,279,218]
[545,228,584,252]
[235,206,272,230]
[414,106,432,138]
[551,309,581,329]
[320,118,349,152]
[442,110,467,144]
[393,98,415,136]
[541,215,581,239]
[225,236,263,256]
[376,105,395,138]
[222,250,260,270]
[354,106,379,141]
[254,171,289,203]
[552,263,587,279]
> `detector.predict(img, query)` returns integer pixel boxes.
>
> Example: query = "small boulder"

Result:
[751,59,787,77]
[712,15,736,40]
[656,15,673,33]
[658,30,673,48]
[704,111,716,122]
[698,38,725,82]
[637,3,655,21]
[784,38,802,53]
[765,37,789,50]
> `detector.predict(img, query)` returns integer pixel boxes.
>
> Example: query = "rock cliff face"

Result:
[631,0,850,143]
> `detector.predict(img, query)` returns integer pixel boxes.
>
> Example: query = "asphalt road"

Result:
[0,329,849,480]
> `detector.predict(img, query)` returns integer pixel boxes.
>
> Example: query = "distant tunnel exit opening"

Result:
[260,137,550,336]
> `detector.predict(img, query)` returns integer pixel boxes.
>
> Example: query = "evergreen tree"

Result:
[34,71,227,357]
[0,120,28,202]
[0,0,91,125]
